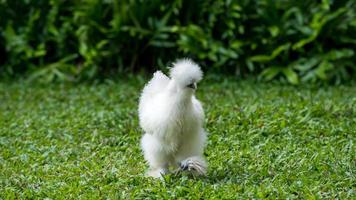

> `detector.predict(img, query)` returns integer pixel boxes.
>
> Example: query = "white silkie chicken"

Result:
[138,59,207,178]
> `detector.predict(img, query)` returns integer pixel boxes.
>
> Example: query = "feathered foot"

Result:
[178,156,207,176]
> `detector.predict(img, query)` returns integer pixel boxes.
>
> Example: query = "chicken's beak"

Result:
[187,83,197,89]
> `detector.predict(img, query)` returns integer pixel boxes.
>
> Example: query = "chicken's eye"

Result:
[187,83,196,89]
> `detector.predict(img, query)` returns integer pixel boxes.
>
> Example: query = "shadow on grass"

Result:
[163,168,242,184]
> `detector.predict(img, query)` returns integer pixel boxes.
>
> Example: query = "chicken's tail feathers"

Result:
[179,156,207,176]
[141,70,170,99]
[170,58,203,87]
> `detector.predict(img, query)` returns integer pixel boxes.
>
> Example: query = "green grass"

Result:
[0,78,355,199]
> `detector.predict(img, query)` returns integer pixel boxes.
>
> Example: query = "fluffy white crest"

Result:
[170,58,203,87]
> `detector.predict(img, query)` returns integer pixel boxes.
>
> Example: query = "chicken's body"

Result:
[139,59,207,178]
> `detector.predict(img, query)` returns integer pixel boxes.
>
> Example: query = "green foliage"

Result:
[0,0,355,83]
[1,79,355,198]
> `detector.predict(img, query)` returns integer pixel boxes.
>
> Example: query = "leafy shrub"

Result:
[0,0,355,83]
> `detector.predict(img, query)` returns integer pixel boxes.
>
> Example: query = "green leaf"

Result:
[260,67,282,81]
[315,61,334,80]
[324,49,354,61]
[292,7,347,50]
[293,57,320,72]
[250,43,290,63]
[282,68,299,85]
[268,26,280,37]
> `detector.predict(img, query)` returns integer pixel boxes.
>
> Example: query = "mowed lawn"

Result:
[0,78,355,199]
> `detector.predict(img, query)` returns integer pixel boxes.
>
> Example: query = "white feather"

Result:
[138,58,207,178]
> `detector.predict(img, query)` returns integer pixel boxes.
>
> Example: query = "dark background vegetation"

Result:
[0,0,355,83]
